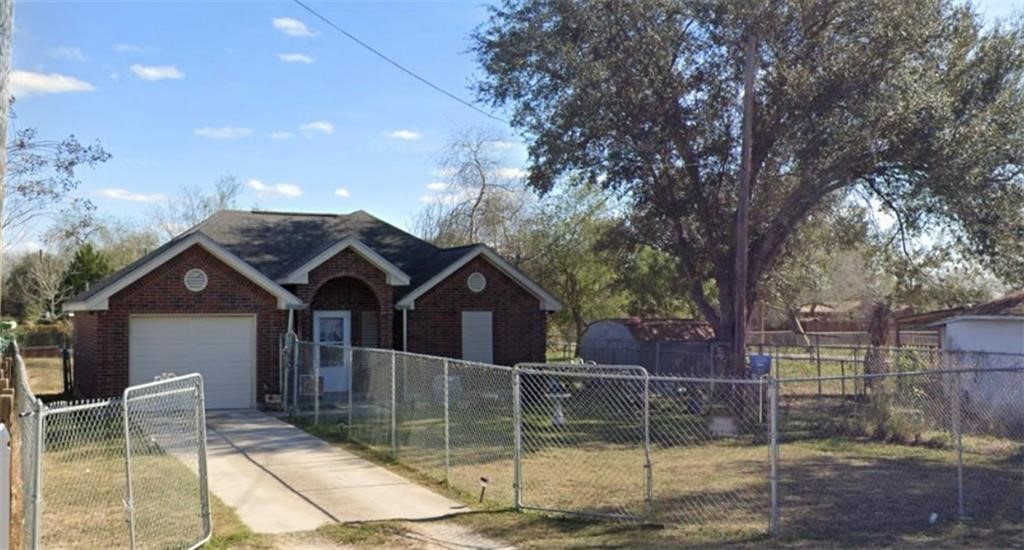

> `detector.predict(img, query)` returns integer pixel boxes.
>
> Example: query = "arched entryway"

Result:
[307,276,382,348]
[304,277,383,396]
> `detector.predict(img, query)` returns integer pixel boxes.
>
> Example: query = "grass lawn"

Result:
[24,356,64,395]
[292,391,1023,548]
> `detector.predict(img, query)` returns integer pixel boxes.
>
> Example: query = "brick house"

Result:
[66,210,560,409]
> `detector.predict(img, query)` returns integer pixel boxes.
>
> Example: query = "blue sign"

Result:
[749,354,772,376]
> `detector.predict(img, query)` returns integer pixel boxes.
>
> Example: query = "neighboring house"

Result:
[579,318,716,376]
[932,291,1024,427]
[65,210,560,409]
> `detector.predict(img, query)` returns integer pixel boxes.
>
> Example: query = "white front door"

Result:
[314,310,351,393]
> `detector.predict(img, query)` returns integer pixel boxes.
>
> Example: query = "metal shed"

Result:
[579,318,721,376]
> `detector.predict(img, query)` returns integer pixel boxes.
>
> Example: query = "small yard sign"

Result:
[749,354,771,377]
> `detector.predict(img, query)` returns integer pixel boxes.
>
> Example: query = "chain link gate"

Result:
[514,363,652,520]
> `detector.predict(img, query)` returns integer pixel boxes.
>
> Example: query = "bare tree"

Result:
[10,251,71,319]
[414,129,533,257]
[151,175,243,239]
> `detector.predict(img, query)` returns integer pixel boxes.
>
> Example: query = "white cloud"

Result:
[193,126,253,139]
[273,17,315,37]
[268,130,293,140]
[300,121,334,135]
[51,47,84,61]
[491,140,521,150]
[426,182,448,191]
[130,64,184,80]
[387,129,421,141]
[248,179,302,198]
[113,43,149,54]
[110,72,120,81]
[278,53,313,64]
[494,167,528,179]
[10,70,94,97]
[334,187,351,198]
[97,188,167,203]
[420,192,463,205]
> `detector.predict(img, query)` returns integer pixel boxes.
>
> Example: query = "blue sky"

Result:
[8,0,1022,246]
[10,0,526,242]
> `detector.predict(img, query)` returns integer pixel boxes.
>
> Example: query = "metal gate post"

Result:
[390,350,397,459]
[122,394,137,549]
[443,358,450,485]
[512,366,523,511]
[643,373,653,518]
[953,371,964,520]
[769,376,780,536]
[195,377,213,539]
[347,347,354,436]
[313,344,320,425]
[291,339,300,417]
[32,404,45,550]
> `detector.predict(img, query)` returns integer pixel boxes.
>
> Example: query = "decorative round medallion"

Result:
[467,272,487,293]
[184,268,208,292]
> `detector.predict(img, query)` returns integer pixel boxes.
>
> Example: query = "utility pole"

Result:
[733,29,756,375]
[0,0,12,318]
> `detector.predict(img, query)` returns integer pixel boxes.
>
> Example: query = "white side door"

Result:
[461,311,494,364]
[313,310,351,393]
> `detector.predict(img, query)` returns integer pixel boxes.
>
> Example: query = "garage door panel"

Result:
[130,316,255,409]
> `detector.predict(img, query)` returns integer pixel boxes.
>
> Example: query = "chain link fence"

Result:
[11,349,211,550]
[287,340,1023,544]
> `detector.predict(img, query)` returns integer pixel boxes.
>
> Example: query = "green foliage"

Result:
[475,0,1024,341]
[60,243,111,297]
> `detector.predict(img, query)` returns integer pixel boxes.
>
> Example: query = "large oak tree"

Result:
[474,0,1024,353]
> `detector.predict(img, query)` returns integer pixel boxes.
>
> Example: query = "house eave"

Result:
[276,236,411,287]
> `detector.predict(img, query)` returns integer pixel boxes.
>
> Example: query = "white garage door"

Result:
[130,316,256,409]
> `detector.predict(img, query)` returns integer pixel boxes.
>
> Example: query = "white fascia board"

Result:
[67,232,303,311]
[395,245,562,312]
[277,236,411,286]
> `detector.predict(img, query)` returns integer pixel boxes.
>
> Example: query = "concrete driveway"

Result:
[206,410,467,534]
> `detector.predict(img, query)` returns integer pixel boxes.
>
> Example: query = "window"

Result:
[461,311,493,363]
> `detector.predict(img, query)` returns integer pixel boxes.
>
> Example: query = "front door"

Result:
[314,310,351,393]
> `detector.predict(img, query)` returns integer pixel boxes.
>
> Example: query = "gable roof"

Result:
[932,291,1024,325]
[64,232,303,311]
[66,210,559,311]
[395,244,562,311]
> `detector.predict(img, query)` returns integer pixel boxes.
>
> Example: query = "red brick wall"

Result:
[72,312,98,396]
[293,248,394,349]
[79,244,287,399]
[406,256,547,365]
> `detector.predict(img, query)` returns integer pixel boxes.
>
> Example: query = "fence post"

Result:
[642,372,653,519]
[443,358,450,486]
[953,371,964,520]
[390,350,397,459]
[512,365,523,511]
[280,334,288,415]
[194,376,212,539]
[815,337,822,397]
[121,395,137,549]
[0,424,9,550]
[769,376,780,537]
[31,402,45,550]
[314,344,320,425]
[346,347,354,436]
[291,340,300,417]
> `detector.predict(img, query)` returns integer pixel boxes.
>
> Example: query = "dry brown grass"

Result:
[24,357,63,396]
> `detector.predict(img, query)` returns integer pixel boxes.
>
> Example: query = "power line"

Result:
[291,0,508,124]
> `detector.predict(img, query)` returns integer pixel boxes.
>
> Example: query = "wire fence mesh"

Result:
[287,340,1023,544]
[11,349,211,550]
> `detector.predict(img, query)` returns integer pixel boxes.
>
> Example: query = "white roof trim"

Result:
[63,232,303,312]
[932,315,1024,326]
[396,245,562,312]
[276,236,411,286]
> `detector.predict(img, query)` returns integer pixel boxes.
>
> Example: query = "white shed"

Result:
[933,292,1024,428]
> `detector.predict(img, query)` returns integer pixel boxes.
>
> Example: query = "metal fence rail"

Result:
[11,351,211,550]
[288,340,1023,544]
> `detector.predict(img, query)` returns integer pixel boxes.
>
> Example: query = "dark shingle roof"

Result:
[69,210,485,304]
[958,291,1024,318]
